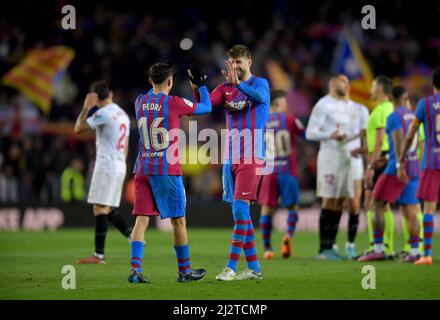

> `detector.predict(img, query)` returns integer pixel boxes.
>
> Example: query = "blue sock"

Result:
[227,200,249,272]
[287,210,299,238]
[244,221,261,272]
[423,213,434,257]
[259,215,272,251]
[131,241,144,273]
[174,244,191,275]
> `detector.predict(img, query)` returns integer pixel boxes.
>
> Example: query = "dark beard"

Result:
[336,89,346,97]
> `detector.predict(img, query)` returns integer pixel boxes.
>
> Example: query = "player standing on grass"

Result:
[128,61,212,283]
[74,82,133,264]
[257,89,305,260]
[192,45,270,281]
[306,74,362,260]
[359,86,422,262]
[338,87,369,259]
[400,66,440,266]
[363,76,395,258]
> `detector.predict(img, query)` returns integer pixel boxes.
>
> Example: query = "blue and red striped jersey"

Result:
[133,92,197,176]
[195,75,270,164]
[385,106,420,177]
[415,93,440,170]
[265,112,305,176]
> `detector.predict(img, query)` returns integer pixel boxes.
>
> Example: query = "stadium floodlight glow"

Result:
[179,38,193,51]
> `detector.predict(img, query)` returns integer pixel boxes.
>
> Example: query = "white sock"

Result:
[346,242,355,249]
[410,248,420,257]
[94,252,104,260]
[373,244,384,253]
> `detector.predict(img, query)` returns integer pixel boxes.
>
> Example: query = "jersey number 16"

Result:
[138,117,170,151]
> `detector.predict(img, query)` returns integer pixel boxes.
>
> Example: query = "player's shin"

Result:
[95,214,108,259]
[227,200,250,272]
[402,215,411,253]
[348,213,359,244]
[130,216,149,272]
[367,209,375,252]
[108,208,132,238]
[384,208,395,256]
[244,222,261,272]
[259,210,272,251]
[373,205,386,253]
[418,211,424,254]
[287,209,299,238]
[423,213,434,257]
[171,217,191,275]
[319,208,333,252]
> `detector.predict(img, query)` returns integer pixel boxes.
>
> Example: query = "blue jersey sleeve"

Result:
[415,99,425,123]
[386,112,402,135]
[237,77,270,104]
[193,86,212,115]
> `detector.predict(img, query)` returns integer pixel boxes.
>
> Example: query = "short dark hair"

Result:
[432,66,440,90]
[329,73,346,80]
[91,81,110,100]
[149,61,175,85]
[227,44,252,59]
[375,75,392,97]
[391,85,407,102]
[270,89,286,105]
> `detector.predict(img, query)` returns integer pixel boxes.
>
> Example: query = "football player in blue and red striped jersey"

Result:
[193,45,270,281]
[128,61,212,283]
[359,86,422,263]
[257,90,305,260]
[400,66,440,265]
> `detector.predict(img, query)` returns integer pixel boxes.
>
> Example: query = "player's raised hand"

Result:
[223,60,240,85]
[188,63,207,88]
[83,93,98,110]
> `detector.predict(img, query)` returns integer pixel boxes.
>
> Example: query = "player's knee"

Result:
[93,205,111,216]
[232,199,250,220]
[170,217,186,228]
[134,216,150,229]
[261,206,273,216]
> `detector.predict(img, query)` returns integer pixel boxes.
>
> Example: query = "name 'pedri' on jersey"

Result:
[385,106,420,177]
[415,93,440,170]
[265,112,305,176]
[196,75,270,164]
[133,92,198,176]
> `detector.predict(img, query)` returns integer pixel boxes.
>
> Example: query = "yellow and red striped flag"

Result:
[331,31,374,109]
[2,46,75,114]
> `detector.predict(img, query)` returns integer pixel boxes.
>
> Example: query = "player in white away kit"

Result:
[74,82,132,264]
[306,74,366,260]
[339,89,369,259]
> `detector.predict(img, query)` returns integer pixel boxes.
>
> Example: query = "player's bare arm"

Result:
[399,119,420,163]
[74,93,98,135]
[364,128,385,187]
[392,128,409,184]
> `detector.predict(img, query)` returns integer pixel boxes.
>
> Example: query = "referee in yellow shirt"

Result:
[364,75,395,257]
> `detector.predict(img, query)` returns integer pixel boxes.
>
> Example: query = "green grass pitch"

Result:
[0,228,439,300]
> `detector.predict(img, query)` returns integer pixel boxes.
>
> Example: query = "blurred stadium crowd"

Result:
[1,1,439,204]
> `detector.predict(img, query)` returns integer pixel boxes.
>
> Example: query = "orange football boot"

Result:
[263,251,275,259]
[281,235,291,259]
[76,254,105,264]
[414,256,432,265]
